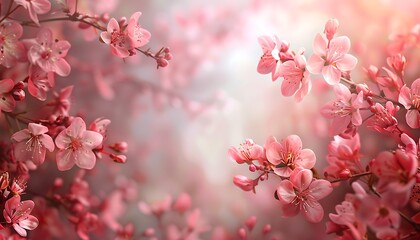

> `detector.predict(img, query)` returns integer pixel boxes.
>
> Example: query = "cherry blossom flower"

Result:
[3,195,39,237]
[266,135,316,178]
[324,133,364,180]
[127,12,151,48]
[327,182,367,240]
[47,85,73,119]
[101,18,132,58]
[307,33,358,85]
[0,79,16,112]
[228,139,264,164]
[14,0,51,25]
[370,150,418,208]
[320,83,364,135]
[276,168,332,223]
[0,21,25,68]
[399,78,420,128]
[257,35,291,81]
[25,28,71,76]
[324,18,339,42]
[27,64,55,101]
[366,101,399,133]
[277,51,312,102]
[54,117,103,171]
[233,175,257,192]
[11,123,54,165]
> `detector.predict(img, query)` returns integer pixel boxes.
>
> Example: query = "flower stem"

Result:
[329,171,372,183]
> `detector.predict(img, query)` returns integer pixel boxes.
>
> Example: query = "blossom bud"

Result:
[238,228,247,240]
[262,224,272,235]
[109,141,128,153]
[173,192,191,213]
[157,58,169,68]
[338,169,351,180]
[324,18,339,41]
[110,154,127,163]
[165,52,173,60]
[13,81,25,90]
[249,164,257,172]
[233,175,256,192]
[245,216,257,231]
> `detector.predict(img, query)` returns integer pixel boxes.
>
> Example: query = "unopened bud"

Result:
[110,154,127,163]
[249,164,257,172]
[109,141,128,153]
[157,58,169,68]
[233,175,256,192]
[245,216,257,231]
[238,228,247,240]
[262,224,271,235]
[13,89,25,101]
[324,18,339,41]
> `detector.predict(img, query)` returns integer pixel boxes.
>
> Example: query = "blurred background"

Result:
[19,0,420,239]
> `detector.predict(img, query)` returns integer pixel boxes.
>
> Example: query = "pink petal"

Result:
[295,149,316,169]
[322,65,341,85]
[351,109,362,126]
[13,223,27,237]
[273,167,292,178]
[282,135,302,153]
[330,116,351,135]
[294,73,311,102]
[0,79,14,92]
[55,128,71,149]
[329,36,350,55]
[266,142,282,165]
[306,55,324,74]
[398,85,412,109]
[56,149,75,171]
[276,180,296,204]
[309,179,332,200]
[36,28,52,45]
[303,200,324,223]
[336,54,357,71]
[290,169,312,192]
[228,147,245,164]
[312,33,327,56]
[53,58,71,77]
[31,0,51,14]
[334,83,351,99]
[4,196,20,218]
[258,36,276,52]
[53,40,71,57]
[281,202,300,218]
[81,130,103,149]
[11,129,30,142]
[406,110,420,128]
[28,123,48,135]
[68,117,87,138]
[257,56,276,75]
[74,148,96,169]
[0,94,16,112]
[19,215,39,230]
[111,46,130,58]
[411,78,420,95]
[107,18,120,33]
[100,32,111,44]
[39,134,55,152]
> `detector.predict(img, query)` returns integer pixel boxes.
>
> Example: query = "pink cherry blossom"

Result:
[25,28,71,76]
[3,195,39,237]
[276,168,332,223]
[233,175,257,192]
[277,51,312,102]
[266,135,316,178]
[257,35,291,81]
[324,133,364,180]
[127,12,151,48]
[14,0,51,25]
[27,64,55,101]
[11,123,54,165]
[0,79,16,112]
[399,78,420,128]
[228,139,264,164]
[366,101,399,133]
[0,21,25,68]
[370,150,418,208]
[320,83,364,135]
[100,18,133,58]
[47,85,73,119]
[307,33,358,85]
[54,117,103,171]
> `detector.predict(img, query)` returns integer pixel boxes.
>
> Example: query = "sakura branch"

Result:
[231,18,420,239]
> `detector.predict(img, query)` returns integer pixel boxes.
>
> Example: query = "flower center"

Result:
[412,94,420,110]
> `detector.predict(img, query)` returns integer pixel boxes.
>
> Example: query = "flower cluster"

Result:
[232,18,420,239]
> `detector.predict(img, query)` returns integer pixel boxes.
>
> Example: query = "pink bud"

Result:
[142,228,155,237]
[245,216,257,231]
[262,224,271,235]
[54,177,64,188]
[165,52,173,60]
[157,58,169,68]
[110,154,127,163]
[13,81,25,90]
[173,192,191,213]
[365,65,379,80]
[0,172,9,190]
[109,141,128,153]
[324,18,339,41]
[238,228,247,239]
[249,165,257,172]
[233,175,256,192]
[338,169,351,180]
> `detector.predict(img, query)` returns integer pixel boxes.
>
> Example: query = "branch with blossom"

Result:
[231,18,420,239]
